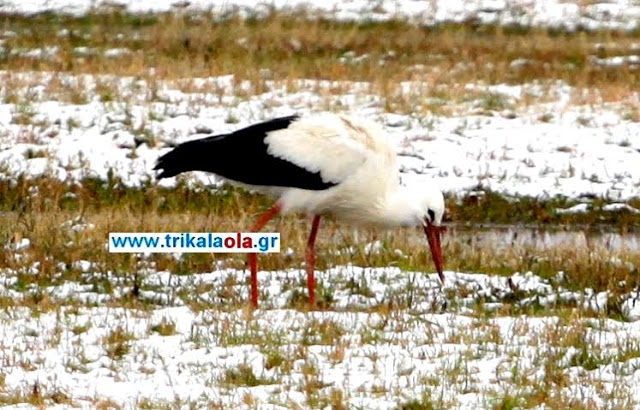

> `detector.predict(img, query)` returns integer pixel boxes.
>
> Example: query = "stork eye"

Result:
[427,209,435,222]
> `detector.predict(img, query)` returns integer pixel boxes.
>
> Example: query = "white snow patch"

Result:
[603,203,640,214]
[556,203,589,214]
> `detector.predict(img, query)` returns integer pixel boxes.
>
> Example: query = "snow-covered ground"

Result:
[1,260,640,408]
[2,0,640,32]
[1,2,640,408]
[0,71,639,201]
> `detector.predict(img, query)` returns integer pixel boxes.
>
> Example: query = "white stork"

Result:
[154,113,445,308]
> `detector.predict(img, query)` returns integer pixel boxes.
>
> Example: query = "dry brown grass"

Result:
[0,177,638,315]
[1,11,640,107]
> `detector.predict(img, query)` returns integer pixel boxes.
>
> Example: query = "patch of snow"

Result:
[5,237,31,251]
[556,203,589,214]
[104,48,133,58]
[363,240,383,255]
[603,203,640,214]
[621,293,640,321]
[590,55,640,67]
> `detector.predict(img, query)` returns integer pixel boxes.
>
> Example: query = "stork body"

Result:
[155,113,445,308]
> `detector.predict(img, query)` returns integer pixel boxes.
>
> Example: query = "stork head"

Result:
[383,183,446,282]
[411,184,445,283]
[416,185,445,227]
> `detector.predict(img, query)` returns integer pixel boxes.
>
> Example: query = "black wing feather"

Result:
[154,115,337,191]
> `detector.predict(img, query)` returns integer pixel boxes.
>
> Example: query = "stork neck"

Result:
[380,188,420,227]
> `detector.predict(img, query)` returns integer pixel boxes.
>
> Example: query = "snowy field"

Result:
[2,0,640,32]
[0,71,639,201]
[1,70,639,407]
[1,262,640,408]
[1,1,640,408]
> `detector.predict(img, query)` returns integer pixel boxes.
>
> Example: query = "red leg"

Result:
[306,215,321,308]
[248,202,281,308]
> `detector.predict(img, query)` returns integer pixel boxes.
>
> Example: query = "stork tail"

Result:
[154,139,211,179]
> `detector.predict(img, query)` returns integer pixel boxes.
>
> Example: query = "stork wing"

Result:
[155,115,337,190]
[265,114,396,186]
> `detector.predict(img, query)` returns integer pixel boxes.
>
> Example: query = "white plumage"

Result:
[265,114,401,224]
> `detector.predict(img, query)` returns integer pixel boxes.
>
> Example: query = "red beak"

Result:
[423,221,444,283]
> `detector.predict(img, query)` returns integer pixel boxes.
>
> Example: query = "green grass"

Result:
[1,176,637,227]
